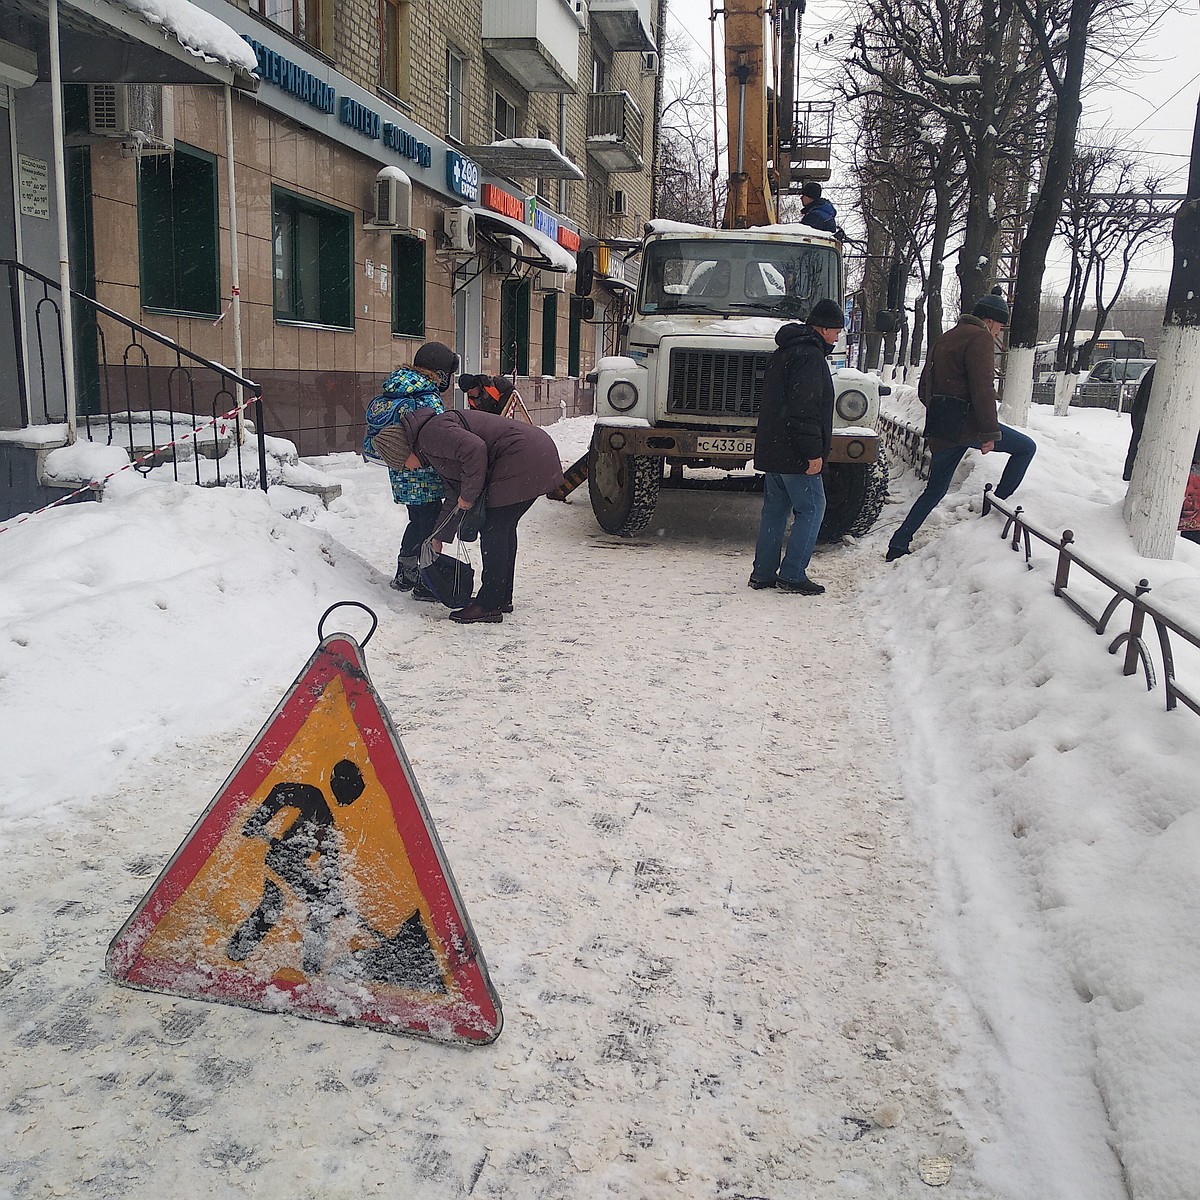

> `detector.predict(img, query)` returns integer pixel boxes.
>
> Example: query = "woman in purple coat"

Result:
[373,408,564,624]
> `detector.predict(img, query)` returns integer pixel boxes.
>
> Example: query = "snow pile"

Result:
[1,404,1199,1198]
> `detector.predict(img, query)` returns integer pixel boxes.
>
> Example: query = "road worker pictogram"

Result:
[106,603,502,1045]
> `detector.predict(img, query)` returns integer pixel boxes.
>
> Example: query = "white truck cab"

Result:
[587,223,888,539]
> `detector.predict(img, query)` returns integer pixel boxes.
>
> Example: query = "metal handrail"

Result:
[982,486,1200,716]
[4,258,268,492]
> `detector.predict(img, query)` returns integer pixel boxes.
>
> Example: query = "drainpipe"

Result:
[223,84,245,435]
[47,0,78,441]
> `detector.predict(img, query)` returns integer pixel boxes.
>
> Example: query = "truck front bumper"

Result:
[593,423,879,465]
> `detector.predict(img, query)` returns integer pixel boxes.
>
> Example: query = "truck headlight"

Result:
[607,380,638,412]
[836,389,869,422]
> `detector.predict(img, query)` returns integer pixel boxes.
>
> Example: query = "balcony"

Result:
[482,0,583,94]
[588,0,655,52]
[586,92,644,172]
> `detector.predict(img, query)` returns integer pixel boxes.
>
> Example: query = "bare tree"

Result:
[1039,144,1172,413]
[1125,90,1200,558]
[657,31,726,226]
[848,0,1047,313]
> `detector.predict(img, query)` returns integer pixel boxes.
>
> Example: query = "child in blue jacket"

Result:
[363,341,459,596]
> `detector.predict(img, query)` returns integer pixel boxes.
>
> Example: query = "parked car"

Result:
[1074,358,1156,410]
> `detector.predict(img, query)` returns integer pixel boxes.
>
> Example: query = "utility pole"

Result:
[1124,89,1200,558]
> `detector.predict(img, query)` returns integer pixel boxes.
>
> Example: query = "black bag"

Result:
[924,393,972,442]
[418,552,475,609]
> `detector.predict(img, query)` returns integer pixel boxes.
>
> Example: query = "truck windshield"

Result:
[638,238,841,320]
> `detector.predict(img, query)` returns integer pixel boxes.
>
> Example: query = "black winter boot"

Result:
[391,555,419,591]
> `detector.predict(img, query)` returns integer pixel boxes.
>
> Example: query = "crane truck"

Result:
[585,0,888,540]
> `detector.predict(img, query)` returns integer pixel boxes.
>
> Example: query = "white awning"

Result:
[48,0,260,87]
[475,210,576,274]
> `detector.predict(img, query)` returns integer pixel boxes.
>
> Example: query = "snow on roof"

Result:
[477,208,576,274]
[114,0,260,74]
[645,219,838,241]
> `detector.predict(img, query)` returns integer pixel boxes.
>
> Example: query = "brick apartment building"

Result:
[0,0,663,517]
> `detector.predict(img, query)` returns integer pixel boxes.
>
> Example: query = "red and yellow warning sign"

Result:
[107,618,502,1045]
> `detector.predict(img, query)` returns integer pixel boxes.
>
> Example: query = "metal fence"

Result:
[982,487,1199,716]
[881,403,1199,718]
[5,259,268,491]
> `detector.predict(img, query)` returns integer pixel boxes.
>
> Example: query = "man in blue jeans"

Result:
[749,298,846,595]
[887,294,1036,561]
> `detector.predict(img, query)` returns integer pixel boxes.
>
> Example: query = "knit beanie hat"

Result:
[800,181,822,200]
[413,341,460,391]
[971,294,1010,325]
[371,425,413,471]
[808,298,846,329]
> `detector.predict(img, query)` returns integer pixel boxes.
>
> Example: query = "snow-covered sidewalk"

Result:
[1,405,1198,1198]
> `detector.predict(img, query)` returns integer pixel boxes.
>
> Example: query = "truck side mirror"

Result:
[575,249,595,297]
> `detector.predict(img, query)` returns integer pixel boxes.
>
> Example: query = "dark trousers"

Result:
[476,498,536,610]
[398,500,442,559]
[889,424,1037,553]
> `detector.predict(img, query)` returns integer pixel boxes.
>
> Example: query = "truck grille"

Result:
[666,349,769,418]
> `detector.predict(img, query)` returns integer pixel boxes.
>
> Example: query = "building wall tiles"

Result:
[70,0,659,456]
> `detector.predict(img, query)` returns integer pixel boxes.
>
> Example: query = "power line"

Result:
[1126,69,1200,135]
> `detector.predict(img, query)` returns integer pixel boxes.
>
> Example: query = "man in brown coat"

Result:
[886,294,1037,560]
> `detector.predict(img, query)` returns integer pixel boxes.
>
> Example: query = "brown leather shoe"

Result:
[450,603,503,624]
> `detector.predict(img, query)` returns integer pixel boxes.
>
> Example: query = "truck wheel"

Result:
[819,452,889,542]
[588,445,661,536]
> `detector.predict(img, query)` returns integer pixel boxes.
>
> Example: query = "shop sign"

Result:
[245,36,432,170]
[446,150,480,203]
[557,226,581,252]
[532,205,559,242]
[244,38,335,114]
[481,183,526,222]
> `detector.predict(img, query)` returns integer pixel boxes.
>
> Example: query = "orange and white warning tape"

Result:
[0,400,252,537]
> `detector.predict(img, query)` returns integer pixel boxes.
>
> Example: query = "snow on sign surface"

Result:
[106,626,502,1045]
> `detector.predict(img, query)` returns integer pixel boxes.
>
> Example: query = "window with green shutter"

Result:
[541,292,557,376]
[568,294,584,376]
[137,144,220,317]
[500,279,530,375]
[272,187,354,328]
[392,235,425,337]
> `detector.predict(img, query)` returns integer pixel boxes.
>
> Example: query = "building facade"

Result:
[0,0,663,517]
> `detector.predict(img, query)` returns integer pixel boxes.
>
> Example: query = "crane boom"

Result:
[720,0,776,229]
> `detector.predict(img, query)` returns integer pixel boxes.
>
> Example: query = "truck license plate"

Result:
[696,436,755,456]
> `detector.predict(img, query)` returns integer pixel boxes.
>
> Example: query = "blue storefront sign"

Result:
[446,150,480,203]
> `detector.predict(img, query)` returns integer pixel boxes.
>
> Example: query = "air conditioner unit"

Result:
[490,235,523,276]
[608,190,628,218]
[442,205,477,254]
[641,51,660,75]
[571,0,588,29]
[370,167,412,231]
[88,84,174,155]
[535,269,564,293]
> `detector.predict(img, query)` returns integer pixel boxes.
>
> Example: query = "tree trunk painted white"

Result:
[1124,324,1200,558]
[1053,370,1076,417]
[999,345,1034,427]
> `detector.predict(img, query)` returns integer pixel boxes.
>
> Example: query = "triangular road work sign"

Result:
[107,624,502,1045]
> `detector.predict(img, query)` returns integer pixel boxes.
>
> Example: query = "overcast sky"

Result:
[661,0,1199,296]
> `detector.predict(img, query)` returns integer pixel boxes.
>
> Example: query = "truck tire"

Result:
[819,452,889,542]
[588,444,661,536]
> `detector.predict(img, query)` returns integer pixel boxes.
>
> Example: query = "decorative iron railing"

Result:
[4,259,267,491]
[983,487,1199,716]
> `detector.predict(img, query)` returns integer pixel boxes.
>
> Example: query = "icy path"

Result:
[2,466,1002,1198]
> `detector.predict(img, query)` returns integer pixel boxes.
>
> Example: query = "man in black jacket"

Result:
[748,298,845,595]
